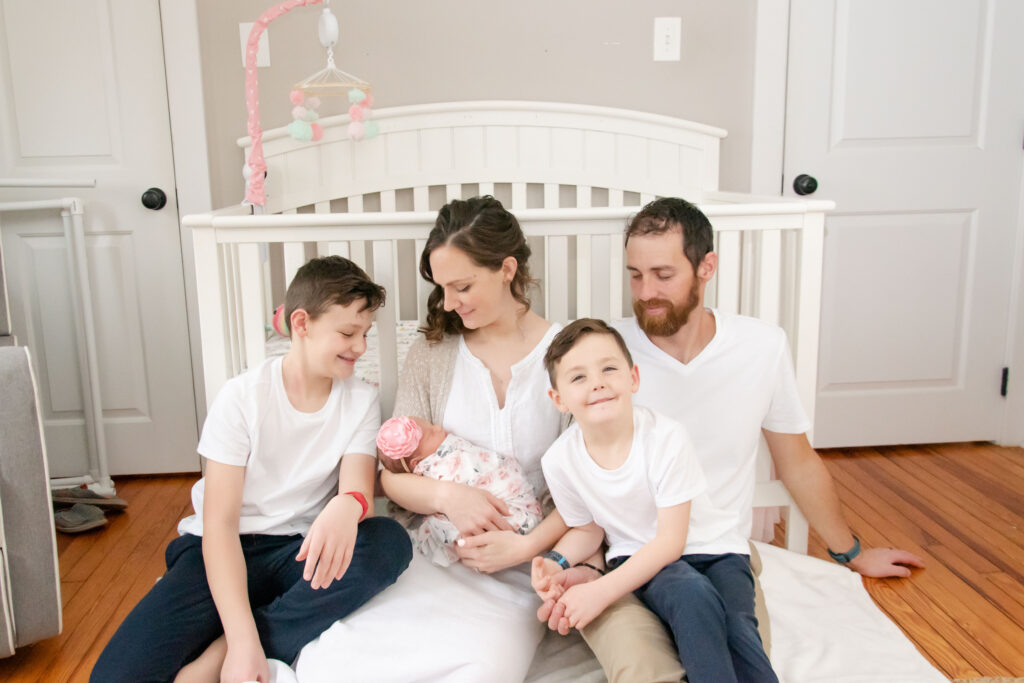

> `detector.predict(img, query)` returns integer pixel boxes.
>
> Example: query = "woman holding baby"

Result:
[295,196,574,682]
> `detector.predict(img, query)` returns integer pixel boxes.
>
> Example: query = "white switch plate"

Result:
[240,22,271,68]
[653,17,681,62]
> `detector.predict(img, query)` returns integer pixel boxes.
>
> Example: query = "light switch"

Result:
[653,17,681,62]
[240,22,271,68]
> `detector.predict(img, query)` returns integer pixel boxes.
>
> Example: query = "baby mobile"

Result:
[243,0,375,210]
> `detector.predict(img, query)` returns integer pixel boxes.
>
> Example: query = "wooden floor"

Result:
[1,442,1022,682]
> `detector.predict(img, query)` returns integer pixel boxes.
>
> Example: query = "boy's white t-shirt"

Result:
[542,406,747,560]
[178,356,380,537]
[613,310,810,541]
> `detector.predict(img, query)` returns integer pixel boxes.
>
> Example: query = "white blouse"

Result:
[443,323,563,497]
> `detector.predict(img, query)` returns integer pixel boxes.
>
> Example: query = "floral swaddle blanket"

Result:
[409,434,543,566]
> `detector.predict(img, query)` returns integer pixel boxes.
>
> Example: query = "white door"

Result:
[0,0,198,474]
[784,0,1024,448]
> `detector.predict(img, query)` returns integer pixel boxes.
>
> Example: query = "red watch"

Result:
[343,491,368,522]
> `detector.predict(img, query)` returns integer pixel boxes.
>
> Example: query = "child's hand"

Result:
[221,637,269,683]
[531,556,568,601]
[296,493,362,589]
[557,580,612,632]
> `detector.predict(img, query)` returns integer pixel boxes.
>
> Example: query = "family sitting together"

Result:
[92,197,924,683]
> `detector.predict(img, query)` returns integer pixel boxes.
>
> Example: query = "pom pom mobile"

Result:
[243,0,375,209]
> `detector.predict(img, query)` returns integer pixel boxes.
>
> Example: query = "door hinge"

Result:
[1001,367,1009,397]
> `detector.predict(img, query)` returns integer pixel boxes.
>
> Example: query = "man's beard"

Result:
[634,278,700,337]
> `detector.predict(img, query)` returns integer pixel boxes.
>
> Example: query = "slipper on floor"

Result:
[51,486,128,510]
[54,503,107,534]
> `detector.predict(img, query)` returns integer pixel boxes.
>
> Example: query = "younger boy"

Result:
[91,256,412,683]
[534,318,776,683]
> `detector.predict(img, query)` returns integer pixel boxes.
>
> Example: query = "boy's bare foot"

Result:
[173,635,227,683]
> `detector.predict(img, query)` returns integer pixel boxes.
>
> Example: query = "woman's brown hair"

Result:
[418,196,535,343]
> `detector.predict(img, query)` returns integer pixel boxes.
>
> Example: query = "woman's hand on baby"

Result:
[221,637,270,683]
[296,493,362,589]
[439,482,513,537]
[457,530,530,573]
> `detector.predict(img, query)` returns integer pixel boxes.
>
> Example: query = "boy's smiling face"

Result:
[297,300,374,380]
[548,333,639,426]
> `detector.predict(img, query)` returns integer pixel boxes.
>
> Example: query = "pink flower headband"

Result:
[377,417,423,471]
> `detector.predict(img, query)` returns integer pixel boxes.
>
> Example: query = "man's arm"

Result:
[763,429,925,577]
[202,460,270,683]
[296,451,375,590]
[557,502,690,631]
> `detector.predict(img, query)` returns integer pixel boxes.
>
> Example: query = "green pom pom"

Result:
[304,109,319,122]
[364,120,379,139]
[287,119,313,141]
[348,88,366,104]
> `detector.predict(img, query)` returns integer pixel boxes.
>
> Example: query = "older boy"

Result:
[535,318,776,682]
[91,256,412,683]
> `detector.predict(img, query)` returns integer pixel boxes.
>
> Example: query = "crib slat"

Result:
[347,195,367,270]
[796,213,825,436]
[478,182,495,197]
[640,193,655,207]
[221,245,242,376]
[413,186,429,212]
[415,238,429,324]
[609,244,624,319]
[511,183,527,210]
[546,235,569,323]
[576,185,591,209]
[589,235,611,321]
[314,202,331,257]
[327,242,350,258]
[715,231,741,315]
[380,189,397,213]
[238,243,266,370]
[608,188,624,208]
[446,184,460,201]
[759,229,782,326]
[576,233,591,319]
[283,243,306,289]
[373,240,399,418]
[543,183,559,209]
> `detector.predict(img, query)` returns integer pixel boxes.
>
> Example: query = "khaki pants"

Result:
[579,543,771,683]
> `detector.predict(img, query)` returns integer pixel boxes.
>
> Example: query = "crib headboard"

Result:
[185,101,834,552]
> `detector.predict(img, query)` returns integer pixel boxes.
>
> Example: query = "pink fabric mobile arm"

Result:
[244,0,324,207]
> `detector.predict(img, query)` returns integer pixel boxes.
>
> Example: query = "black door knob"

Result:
[141,187,167,210]
[793,174,818,196]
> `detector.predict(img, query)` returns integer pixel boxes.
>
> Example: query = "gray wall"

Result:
[198,1,757,208]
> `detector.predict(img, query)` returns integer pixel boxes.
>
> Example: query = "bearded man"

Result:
[539,197,924,683]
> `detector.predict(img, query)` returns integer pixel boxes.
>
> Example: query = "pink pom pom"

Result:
[348,104,364,121]
[291,105,307,120]
[348,121,365,140]
[362,93,374,108]
[272,304,289,337]
[305,96,321,109]
[311,123,323,141]
[360,106,372,120]
[377,417,423,459]
[289,90,304,105]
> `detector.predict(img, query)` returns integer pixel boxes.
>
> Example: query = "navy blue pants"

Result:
[91,517,411,683]
[613,552,777,683]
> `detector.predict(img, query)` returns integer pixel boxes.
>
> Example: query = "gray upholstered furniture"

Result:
[0,346,62,656]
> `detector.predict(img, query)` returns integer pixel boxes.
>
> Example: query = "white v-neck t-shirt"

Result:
[178,356,380,537]
[614,310,810,541]
[443,323,563,498]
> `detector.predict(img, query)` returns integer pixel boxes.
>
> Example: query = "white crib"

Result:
[184,101,834,553]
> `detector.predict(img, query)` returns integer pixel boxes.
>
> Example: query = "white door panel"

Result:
[786,0,1024,446]
[0,0,198,474]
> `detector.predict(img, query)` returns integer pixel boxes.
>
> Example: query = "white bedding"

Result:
[262,541,943,683]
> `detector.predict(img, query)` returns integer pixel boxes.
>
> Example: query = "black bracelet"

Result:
[541,550,570,570]
[827,535,862,564]
[574,561,605,576]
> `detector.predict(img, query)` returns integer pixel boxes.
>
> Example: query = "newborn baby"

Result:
[377,416,544,566]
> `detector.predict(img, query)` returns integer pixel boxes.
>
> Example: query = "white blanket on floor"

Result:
[267,541,945,683]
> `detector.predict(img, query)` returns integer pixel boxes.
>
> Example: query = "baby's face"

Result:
[408,417,447,469]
